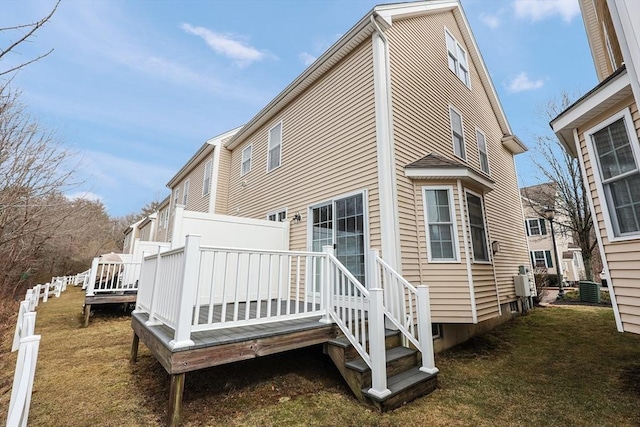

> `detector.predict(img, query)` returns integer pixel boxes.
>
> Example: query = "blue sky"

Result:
[0,0,596,217]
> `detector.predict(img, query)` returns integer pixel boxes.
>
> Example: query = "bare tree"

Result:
[0,0,60,76]
[524,93,600,281]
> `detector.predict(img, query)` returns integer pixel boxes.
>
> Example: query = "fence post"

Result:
[86,257,99,297]
[144,246,164,326]
[33,285,41,308]
[417,285,439,374]
[319,246,334,324]
[6,334,40,427]
[170,234,201,349]
[11,301,31,352]
[43,283,50,303]
[368,288,391,399]
[54,281,61,298]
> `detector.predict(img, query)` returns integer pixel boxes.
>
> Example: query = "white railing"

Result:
[371,249,438,375]
[86,257,142,296]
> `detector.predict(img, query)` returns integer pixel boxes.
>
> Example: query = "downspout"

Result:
[370,14,401,272]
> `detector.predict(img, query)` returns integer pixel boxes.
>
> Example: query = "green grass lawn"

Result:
[1,286,639,426]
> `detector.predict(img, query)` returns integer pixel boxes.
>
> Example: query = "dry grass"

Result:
[1,286,639,426]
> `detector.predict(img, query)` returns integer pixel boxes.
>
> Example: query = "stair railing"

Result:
[370,249,438,375]
[323,246,391,399]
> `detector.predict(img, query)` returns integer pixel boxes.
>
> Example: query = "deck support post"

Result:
[83,304,91,327]
[368,288,391,399]
[130,332,140,364]
[167,373,185,427]
[417,285,439,374]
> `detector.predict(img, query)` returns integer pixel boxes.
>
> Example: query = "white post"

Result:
[11,301,31,352]
[7,334,40,427]
[170,205,185,249]
[33,285,41,308]
[54,282,61,298]
[25,290,34,312]
[169,234,200,349]
[319,246,334,324]
[417,285,438,374]
[43,283,50,303]
[367,249,379,290]
[87,257,99,297]
[144,246,164,325]
[368,288,391,399]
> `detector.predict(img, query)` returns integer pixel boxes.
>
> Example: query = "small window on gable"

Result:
[445,29,470,87]
[476,129,490,174]
[183,179,190,206]
[267,208,287,222]
[241,145,252,176]
[449,107,466,160]
[203,160,212,196]
[587,110,640,238]
[268,122,282,172]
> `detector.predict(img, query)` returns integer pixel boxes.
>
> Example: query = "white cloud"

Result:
[299,52,317,66]
[479,13,500,29]
[180,23,270,67]
[507,72,545,92]
[513,0,580,23]
[66,191,103,202]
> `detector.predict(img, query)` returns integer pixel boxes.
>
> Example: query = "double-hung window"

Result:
[203,160,212,196]
[450,106,466,160]
[173,188,180,207]
[587,109,640,238]
[530,250,553,268]
[526,218,547,236]
[445,29,470,87]
[466,192,489,262]
[267,122,282,172]
[241,145,252,176]
[182,179,190,206]
[476,129,490,174]
[423,187,458,261]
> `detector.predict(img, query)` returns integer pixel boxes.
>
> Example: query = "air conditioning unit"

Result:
[514,275,531,297]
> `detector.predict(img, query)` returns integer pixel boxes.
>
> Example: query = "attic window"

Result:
[445,28,470,88]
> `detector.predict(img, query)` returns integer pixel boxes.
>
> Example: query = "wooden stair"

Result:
[324,329,438,411]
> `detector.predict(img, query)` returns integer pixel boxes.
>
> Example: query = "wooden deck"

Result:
[83,291,137,327]
[131,300,337,426]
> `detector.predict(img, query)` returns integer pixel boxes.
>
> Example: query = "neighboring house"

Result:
[154,196,171,242]
[521,183,585,285]
[219,0,530,351]
[165,127,242,243]
[122,218,144,254]
[137,212,157,242]
[550,0,640,334]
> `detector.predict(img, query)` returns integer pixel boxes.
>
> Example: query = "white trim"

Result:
[525,217,546,236]
[572,128,624,332]
[464,188,491,264]
[266,207,288,222]
[208,143,222,213]
[475,127,490,175]
[405,167,494,192]
[421,185,460,263]
[449,104,466,161]
[444,26,471,89]
[583,107,640,241]
[457,180,477,323]
[267,121,283,173]
[202,158,213,197]
[530,250,554,269]
[241,144,252,177]
[173,187,180,209]
[182,179,190,207]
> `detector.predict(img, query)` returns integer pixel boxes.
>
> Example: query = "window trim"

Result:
[525,218,547,236]
[203,159,212,196]
[444,27,471,88]
[182,179,190,206]
[530,250,554,269]
[267,207,288,222]
[241,144,252,177]
[422,185,461,263]
[267,121,283,173]
[476,128,490,175]
[584,108,640,241]
[449,105,466,161]
[465,189,491,264]
[173,187,181,207]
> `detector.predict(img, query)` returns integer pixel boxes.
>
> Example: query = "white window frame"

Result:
[267,207,287,222]
[449,105,466,161]
[163,209,169,228]
[182,179,190,206]
[241,144,252,177]
[530,250,553,268]
[203,159,212,196]
[173,187,180,207]
[422,185,460,263]
[465,189,491,263]
[584,108,640,241]
[267,121,282,172]
[525,218,547,236]
[444,27,470,88]
[476,128,490,175]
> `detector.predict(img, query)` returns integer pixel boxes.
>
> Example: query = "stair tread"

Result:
[362,367,437,402]
[345,346,417,373]
[327,329,400,348]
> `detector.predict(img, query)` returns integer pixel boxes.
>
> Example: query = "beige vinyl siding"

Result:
[387,11,529,319]
[155,202,170,242]
[226,40,381,257]
[185,154,212,213]
[413,180,473,323]
[139,221,152,241]
[215,145,232,215]
[577,97,640,334]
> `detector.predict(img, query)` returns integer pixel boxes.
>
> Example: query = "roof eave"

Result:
[404,166,495,192]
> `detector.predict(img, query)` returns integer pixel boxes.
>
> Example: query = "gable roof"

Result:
[405,152,495,191]
[225,0,524,153]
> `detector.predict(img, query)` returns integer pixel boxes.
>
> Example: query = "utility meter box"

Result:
[514,275,531,297]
